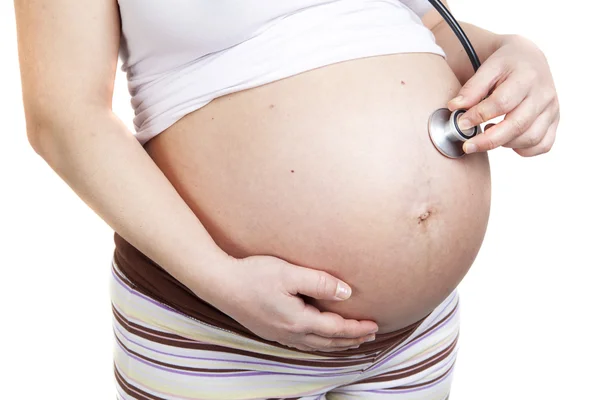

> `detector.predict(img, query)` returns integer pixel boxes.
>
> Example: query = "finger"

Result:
[503,106,556,149]
[463,96,542,153]
[447,57,509,112]
[301,305,378,338]
[514,118,558,157]
[454,75,530,132]
[285,342,354,353]
[287,265,353,301]
[301,333,375,352]
[283,343,314,352]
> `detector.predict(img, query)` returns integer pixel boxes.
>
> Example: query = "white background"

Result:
[2,0,599,398]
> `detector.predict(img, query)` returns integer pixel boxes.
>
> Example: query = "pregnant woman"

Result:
[15,0,559,398]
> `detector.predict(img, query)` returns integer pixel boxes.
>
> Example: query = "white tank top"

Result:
[117,0,446,145]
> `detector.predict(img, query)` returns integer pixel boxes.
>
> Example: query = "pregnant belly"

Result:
[144,53,491,333]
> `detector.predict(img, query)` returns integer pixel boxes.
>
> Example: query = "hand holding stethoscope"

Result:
[448,34,560,157]
[427,0,560,158]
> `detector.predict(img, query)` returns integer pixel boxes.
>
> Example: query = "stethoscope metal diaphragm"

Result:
[428,108,480,158]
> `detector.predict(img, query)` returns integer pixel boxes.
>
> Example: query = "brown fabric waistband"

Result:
[112,231,426,357]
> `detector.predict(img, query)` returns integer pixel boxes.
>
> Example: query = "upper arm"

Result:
[421,0,450,32]
[14,0,121,132]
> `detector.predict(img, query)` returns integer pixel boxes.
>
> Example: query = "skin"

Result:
[14,0,559,353]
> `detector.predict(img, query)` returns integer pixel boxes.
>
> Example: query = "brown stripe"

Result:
[411,300,459,344]
[112,232,427,357]
[111,303,201,343]
[388,360,455,390]
[114,363,165,400]
[113,305,374,368]
[114,334,250,374]
[353,334,458,384]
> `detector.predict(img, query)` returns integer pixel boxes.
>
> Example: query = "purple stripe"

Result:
[113,322,362,374]
[365,361,456,394]
[376,294,459,368]
[116,334,273,377]
[418,351,457,383]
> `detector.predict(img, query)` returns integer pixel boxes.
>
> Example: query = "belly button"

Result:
[417,210,432,224]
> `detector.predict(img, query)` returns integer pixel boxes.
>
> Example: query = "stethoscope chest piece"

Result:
[428,108,480,159]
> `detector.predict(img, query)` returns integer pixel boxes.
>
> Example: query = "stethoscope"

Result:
[426,0,482,158]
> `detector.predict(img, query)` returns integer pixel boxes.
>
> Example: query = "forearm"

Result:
[432,20,504,85]
[29,110,232,303]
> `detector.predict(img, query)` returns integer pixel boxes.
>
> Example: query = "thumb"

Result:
[447,57,506,112]
[287,266,352,301]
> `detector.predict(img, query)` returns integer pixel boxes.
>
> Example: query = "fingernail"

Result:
[450,95,463,105]
[464,142,477,154]
[369,328,379,334]
[335,282,352,300]
[365,334,376,342]
[457,115,473,132]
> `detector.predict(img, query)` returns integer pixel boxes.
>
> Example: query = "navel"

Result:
[417,210,432,225]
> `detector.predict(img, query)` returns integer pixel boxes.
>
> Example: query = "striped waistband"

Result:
[111,256,460,398]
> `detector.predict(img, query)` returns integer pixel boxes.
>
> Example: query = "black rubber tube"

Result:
[427,0,481,72]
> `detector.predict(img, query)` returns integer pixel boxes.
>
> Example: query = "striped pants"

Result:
[111,259,459,400]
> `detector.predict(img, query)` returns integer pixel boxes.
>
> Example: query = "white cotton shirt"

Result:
[117,0,446,145]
